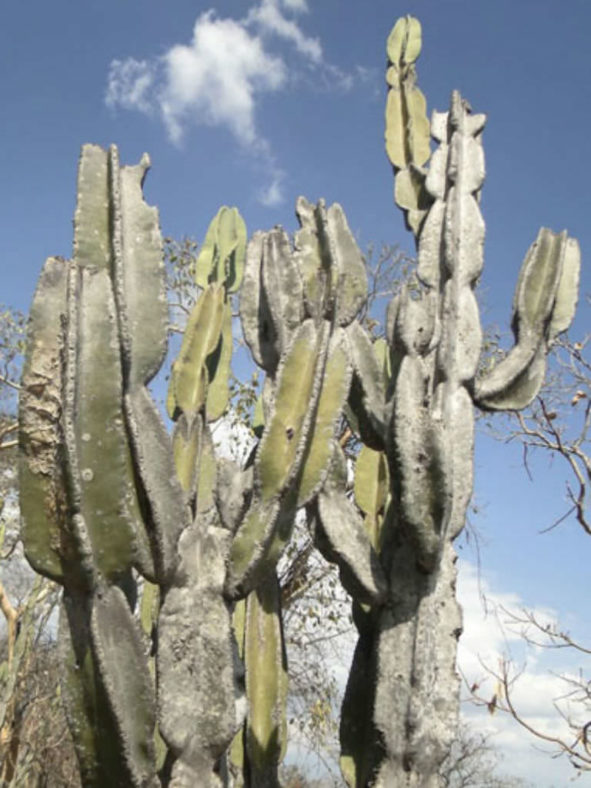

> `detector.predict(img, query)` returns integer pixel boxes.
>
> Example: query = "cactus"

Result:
[17,15,579,788]
[337,19,580,788]
[19,144,179,785]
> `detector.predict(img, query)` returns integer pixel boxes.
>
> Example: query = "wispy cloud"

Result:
[105,58,157,115]
[258,170,285,207]
[245,0,322,63]
[105,0,359,205]
[160,12,287,147]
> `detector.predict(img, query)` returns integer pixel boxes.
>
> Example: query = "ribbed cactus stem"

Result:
[339,19,580,787]
[18,144,175,786]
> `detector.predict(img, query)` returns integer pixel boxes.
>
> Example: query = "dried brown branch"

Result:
[465,659,591,772]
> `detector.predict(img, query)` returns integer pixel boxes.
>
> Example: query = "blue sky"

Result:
[2,1,590,784]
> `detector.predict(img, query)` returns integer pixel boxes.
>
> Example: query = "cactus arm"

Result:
[125,385,188,580]
[345,321,388,449]
[107,146,187,579]
[239,232,277,372]
[58,593,132,786]
[227,318,331,596]
[170,283,225,420]
[167,285,226,515]
[244,573,288,787]
[71,264,140,578]
[354,444,390,552]
[313,491,387,605]
[325,203,368,326]
[19,257,72,582]
[173,411,203,490]
[229,597,247,785]
[476,344,547,411]
[297,328,352,506]
[475,230,581,410]
[391,355,444,571]
[294,198,368,327]
[195,206,246,293]
[240,228,304,375]
[255,319,323,503]
[226,490,296,600]
[548,237,580,340]
[261,228,305,355]
[385,16,432,237]
[416,198,445,287]
[139,580,169,772]
[206,300,233,421]
[196,423,218,514]
[385,17,430,170]
[312,445,388,605]
[111,147,167,388]
[294,197,328,321]
[71,146,159,582]
[311,488,388,605]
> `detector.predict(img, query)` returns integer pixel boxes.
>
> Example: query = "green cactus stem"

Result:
[243,573,288,787]
[385,15,432,237]
[354,444,389,552]
[311,446,388,606]
[474,228,581,410]
[195,206,246,292]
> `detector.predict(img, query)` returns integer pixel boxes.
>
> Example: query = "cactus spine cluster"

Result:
[18,15,579,788]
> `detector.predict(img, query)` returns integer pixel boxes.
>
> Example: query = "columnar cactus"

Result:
[19,144,185,786]
[337,15,580,788]
[17,15,579,788]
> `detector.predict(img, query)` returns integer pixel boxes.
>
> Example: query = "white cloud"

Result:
[280,0,309,13]
[160,11,286,148]
[258,172,285,207]
[105,58,156,115]
[246,0,322,63]
[105,0,361,205]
